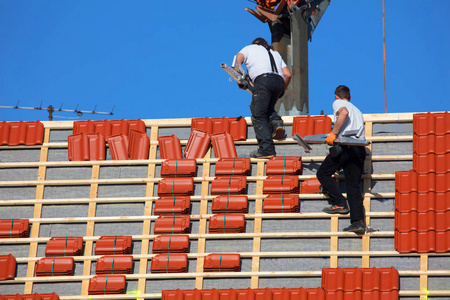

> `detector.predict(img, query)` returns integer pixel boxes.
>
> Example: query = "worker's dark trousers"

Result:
[316,145,366,223]
[250,74,284,156]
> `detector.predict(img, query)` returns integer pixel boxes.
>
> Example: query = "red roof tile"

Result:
[300,178,322,194]
[184,128,210,159]
[395,170,450,193]
[157,177,194,196]
[210,176,247,195]
[211,132,237,159]
[215,158,251,176]
[395,230,450,253]
[265,156,302,175]
[413,152,450,174]
[158,135,183,160]
[68,133,90,161]
[152,235,190,254]
[95,255,133,274]
[160,159,197,177]
[191,117,213,134]
[0,254,16,280]
[229,117,247,141]
[211,117,230,135]
[413,133,450,155]
[88,275,126,295]
[107,134,130,160]
[128,129,149,160]
[86,133,106,161]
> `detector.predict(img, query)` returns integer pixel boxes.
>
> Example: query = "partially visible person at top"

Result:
[235,37,291,158]
[316,85,367,234]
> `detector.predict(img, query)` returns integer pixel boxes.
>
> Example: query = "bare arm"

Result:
[282,66,291,90]
[234,53,245,72]
[331,107,349,135]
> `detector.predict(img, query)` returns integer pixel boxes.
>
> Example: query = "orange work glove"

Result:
[325,132,337,146]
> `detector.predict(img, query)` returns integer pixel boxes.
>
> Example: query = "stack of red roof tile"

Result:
[154,197,191,215]
[300,178,323,194]
[263,175,299,194]
[0,219,29,238]
[88,275,126,295]
[154,215,191,234]
[263,194,299,213]
[292,115,332,138]
[45,237,83,257]
[212,195,248,214]
[157,178,194,196]
[95,236,132,255]
[35,257,74,276]
[210,176,247,195]
[152,235,190,254]
[95,255,133,274]
[0,120,44,146]
[208,214,245,233]
[0,254,16,280]
[160,159,197,177]
[162,287,326,300]
[265,156,302,175]
[203,253,240,272]
[215,158,251,176]
[106,129,150,160]
[321,267,399,299]
[150,254,188,273]
[0,293,60,300]
[158,135,183,160]
[395,170,450,253]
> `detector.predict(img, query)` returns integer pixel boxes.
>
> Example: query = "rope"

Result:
[232,158,235,175]
[113,235,117,256]
[10,219,14,238]
[168,235,172,254]
[64,237,68,257]
[104,275,108,295]
[223,215,226,234]
[51,257,55,276]
[219,253,222,272]
[281,194,284,213]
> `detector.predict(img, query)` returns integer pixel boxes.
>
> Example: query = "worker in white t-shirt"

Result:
[317,85,367,234]
[235,37,291,158]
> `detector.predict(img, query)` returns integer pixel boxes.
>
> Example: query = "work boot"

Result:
[343,221,366,234]
[322,205,349,214]
[250,149,274,159]
[272,126,286,140]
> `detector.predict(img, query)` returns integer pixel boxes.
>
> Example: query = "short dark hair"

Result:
[335,85,351,100]
[252,37,270,49]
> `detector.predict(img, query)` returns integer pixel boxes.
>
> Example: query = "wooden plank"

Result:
[24,127,50,294]
[138,126,159,295]
[420,254,429,300]
[81,164,100,295]
[329,216,339,267]
[195,147,211,289]
[362,121,373,268]
[251,160,265,288]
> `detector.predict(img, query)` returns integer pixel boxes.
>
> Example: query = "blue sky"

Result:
[1,1,449,122]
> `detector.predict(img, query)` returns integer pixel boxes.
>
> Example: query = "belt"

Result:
[254,73,284,82]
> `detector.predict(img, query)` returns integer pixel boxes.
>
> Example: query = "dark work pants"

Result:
[250,74,284,156]
[316,145,366,223]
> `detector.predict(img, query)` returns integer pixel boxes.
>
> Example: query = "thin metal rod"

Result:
[383,0,387,113]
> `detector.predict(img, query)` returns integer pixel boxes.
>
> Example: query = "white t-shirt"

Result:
[238,44,287,81]
[333,99,365,140]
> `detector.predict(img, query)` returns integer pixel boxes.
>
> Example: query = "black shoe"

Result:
[272,127,286,139]
[322,205,349,214]
[343,221,366,234]
[249,149,274,159]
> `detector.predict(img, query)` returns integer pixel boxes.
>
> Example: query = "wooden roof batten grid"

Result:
[0,112,449,299]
